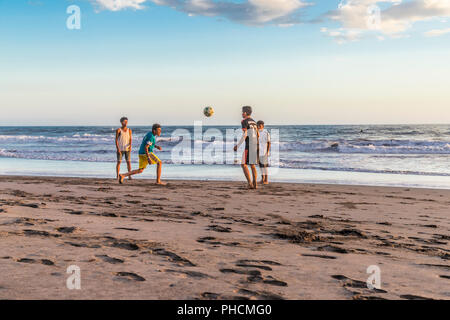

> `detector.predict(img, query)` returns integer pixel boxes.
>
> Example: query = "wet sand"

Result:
[0,176,449,300]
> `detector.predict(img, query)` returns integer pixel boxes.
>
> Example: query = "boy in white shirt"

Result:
[115,117,133,180]
[257,121,271,185]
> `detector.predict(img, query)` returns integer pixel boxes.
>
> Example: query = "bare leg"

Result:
[119,168,144,184]
[250,165,258,189]
[241,164,253,188]
[116,161,121,179]
[121,168,143,178]
[126,161,132,180]
[155,162,166,185]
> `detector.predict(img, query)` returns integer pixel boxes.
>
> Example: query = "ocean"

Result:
[1,125,449,189]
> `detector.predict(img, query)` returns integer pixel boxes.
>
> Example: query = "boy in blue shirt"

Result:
[118,123,165,185]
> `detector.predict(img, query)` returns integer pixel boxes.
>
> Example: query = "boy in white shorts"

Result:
[257,120,271,185]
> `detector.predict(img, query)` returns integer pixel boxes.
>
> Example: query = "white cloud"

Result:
[247,0,308,23]
[320,27,362,44]
[424,27,450,36]
[91,0,450,41]
[93,0,147,11]
[93,0,310,25]
[325,0,450,41]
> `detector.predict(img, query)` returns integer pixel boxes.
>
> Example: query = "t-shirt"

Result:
[241,117,258,150]
[139,132,156,155]
[259,129,271,156]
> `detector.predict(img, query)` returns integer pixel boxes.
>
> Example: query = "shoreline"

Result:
[1,174,450,192]
[2,158,450,190]
[0,176,449,299]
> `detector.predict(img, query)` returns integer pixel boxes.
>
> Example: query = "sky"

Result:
[0,0,449,125]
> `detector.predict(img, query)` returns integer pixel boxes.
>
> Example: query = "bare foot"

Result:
[128,176,133,180]
[118,175,124,184]
[253,181,258,189]
[156,181,167,185]
[263,181,269,185]
[247,184,254,189]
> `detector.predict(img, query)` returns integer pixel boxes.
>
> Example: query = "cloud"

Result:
[424,27,450,36]
[320,27,363,44]
[92,0,147,11]
[92,0,311,25]
[90,0,450,42]
[323,0,450,42]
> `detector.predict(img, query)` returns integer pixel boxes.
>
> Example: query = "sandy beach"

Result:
[0,175,448,300]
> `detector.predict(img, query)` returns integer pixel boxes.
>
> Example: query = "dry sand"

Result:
[0,175,449,300]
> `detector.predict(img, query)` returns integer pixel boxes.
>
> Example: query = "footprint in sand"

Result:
[99,212,118,217]
[400,294,433,300]
[110,241,139,251]
[114,272,145,282]
[221,264,288,287]
[332,274,387,293]
[164,269,210,279]
[317,245,350,254]
[18,203,40,209]
[114,227,139,232]
[271,229,321,243]
[16,258,36,264]
[16,258,54,266]
[237,259,282,266]
[235,263,272,271]
[331,275,367,289]
[95,255,124,264]
[23,229,60,238]
[335,228,367,238]
[220,268,262,276]
[201,292,221,299]
[353,294,388,300]
[151,249,195,267]
[302,254,337,260]
[236,289,284,300]
[197,236,240,247]
[207,225,232,233]
[64,209,84,215]
[66,242,102,249]
[56,227,77,233]
[262,276,288,287]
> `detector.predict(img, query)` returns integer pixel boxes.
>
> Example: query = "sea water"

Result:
[0,125,449,189]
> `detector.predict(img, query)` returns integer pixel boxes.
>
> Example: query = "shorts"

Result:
[242,148,259,165]
[259,155,269,168]
[138,153,161,170]
[117,150,130,161]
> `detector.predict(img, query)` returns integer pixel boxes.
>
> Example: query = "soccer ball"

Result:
[203,106,214,117]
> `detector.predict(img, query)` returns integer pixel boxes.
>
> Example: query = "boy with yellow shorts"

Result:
[119,124,165,185]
